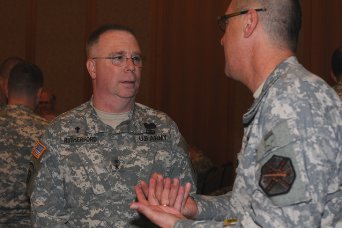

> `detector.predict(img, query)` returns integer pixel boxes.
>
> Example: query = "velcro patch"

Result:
[259,155,296,196]
[32,141,46,159]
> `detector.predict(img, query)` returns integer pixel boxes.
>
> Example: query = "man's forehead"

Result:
[100,30,136,42]
[99,31,139,48]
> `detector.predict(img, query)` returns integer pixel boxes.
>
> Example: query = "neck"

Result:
[244,42,294,93]
[92,94,135,113]
[8,97,36,110]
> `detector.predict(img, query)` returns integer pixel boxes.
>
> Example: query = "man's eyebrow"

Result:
[108,51,125,56]
[108,51,142,56]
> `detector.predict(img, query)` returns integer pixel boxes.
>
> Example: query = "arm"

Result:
[29,136,70,227]
[131,174,238,227]
[168,121,197,194]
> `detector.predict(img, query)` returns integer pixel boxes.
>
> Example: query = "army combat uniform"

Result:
[0,105,48,227]
[28,102,196,227]
[175,57,342,227]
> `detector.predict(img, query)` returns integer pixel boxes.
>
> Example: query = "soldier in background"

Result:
[0,57,25,109]
[27,24,196,227]
[0,62,48,226]
[331,47,342,99]
[35,88,57,122]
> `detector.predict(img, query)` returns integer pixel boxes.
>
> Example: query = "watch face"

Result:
[259,155,296,196]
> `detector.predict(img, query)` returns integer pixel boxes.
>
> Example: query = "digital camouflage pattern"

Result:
[333,79,342,100]
[0,105,48,227]
[175,57,342,228]
[28,102,196,227]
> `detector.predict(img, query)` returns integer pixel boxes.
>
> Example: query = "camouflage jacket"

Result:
[0,105,48,227]
[176,57,342,227]
[28,102,196,227]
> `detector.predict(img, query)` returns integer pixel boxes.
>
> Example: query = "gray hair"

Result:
[236,0,302,52]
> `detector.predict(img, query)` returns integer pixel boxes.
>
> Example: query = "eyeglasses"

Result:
[217,8,266,32]
[92,54,143,67]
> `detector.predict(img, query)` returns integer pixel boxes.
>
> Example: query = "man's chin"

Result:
[118,91,138,99]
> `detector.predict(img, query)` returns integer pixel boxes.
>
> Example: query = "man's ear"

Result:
[243,9,259,38]
[86,59,96,80]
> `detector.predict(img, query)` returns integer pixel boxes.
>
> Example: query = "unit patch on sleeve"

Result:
[259,155,296,196]
[32,140,47,159]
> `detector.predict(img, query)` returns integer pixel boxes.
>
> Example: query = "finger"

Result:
[130,202,183,227]
[155,174,164,201]
[148,177,160,205]
[181,182,192,209]
[139,181,149,198]
[174,186,185,211]
[161,177,171,206]
[134,184,149,205]
[169,178,180,206]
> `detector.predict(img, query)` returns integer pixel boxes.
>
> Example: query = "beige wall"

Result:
[0,0,341,164]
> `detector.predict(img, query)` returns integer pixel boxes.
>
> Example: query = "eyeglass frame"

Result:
[217,8,267,32]
[91,55,143,68]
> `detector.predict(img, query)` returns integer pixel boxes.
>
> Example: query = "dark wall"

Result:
[1,0,341,164]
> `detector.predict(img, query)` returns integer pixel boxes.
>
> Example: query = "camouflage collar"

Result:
[3,104,34,114]
[243,56,297,126]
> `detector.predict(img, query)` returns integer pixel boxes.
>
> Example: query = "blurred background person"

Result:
[0,62,48,227]
[35,88,57,121]
[0,57,25,109]
[331,47,342,99]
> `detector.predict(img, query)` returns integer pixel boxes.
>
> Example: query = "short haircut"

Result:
[86,24,136,57]
[8,62,43,97]
[0,57,25,79]
[237,0,302,52]
[331,47,342,79]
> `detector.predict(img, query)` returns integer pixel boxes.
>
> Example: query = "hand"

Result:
[135,173,199,218]
[131,174,187,227]
[130,201,185,228]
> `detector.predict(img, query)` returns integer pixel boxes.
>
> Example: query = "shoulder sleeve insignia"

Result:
[259,155,296,196]
[32,140,47,159]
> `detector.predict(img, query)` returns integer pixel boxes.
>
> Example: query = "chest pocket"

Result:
[63,142,109,205]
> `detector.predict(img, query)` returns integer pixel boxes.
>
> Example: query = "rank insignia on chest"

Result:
[32,140,47,159]
[144,122,156,134]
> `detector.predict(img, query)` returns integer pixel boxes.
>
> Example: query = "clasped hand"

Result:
[130,173,198,228]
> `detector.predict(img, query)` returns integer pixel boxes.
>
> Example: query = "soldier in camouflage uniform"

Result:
[27,24,196,227]
[0,62,48,227]
[130,0,342,227]
[331,47,342,99]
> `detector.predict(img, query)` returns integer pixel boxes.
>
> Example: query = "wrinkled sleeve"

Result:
[29,133,70,227]
[173,193,245,228]
[168,120,197,194]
